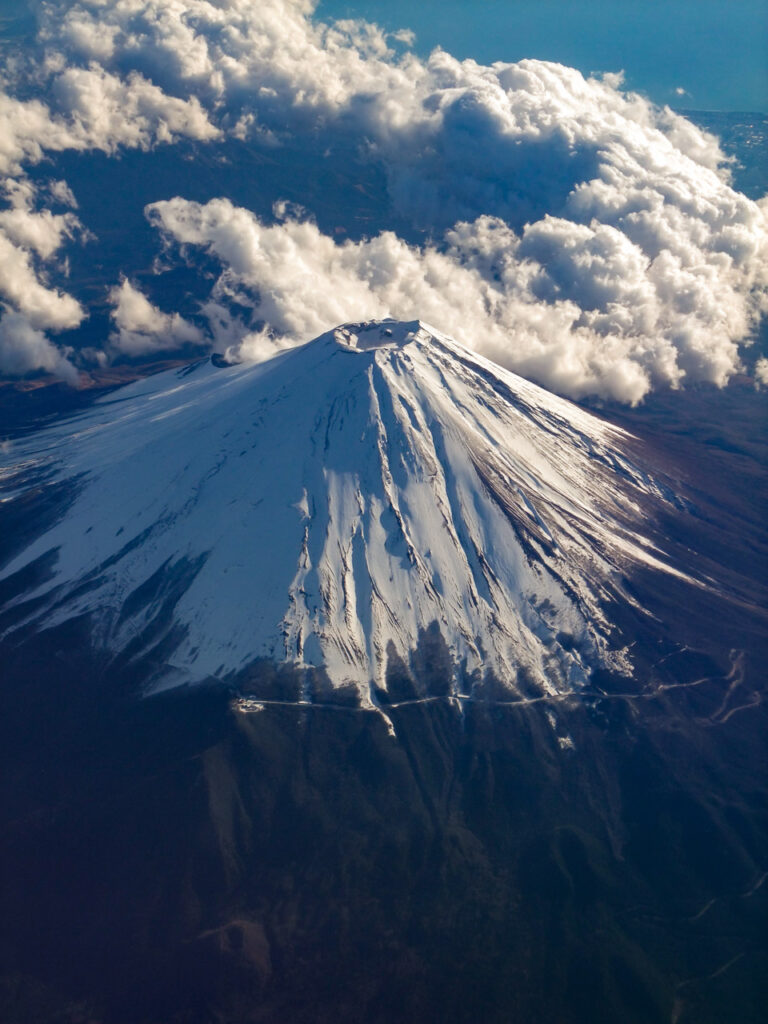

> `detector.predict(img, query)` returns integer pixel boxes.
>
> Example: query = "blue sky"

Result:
[317,0,768,111]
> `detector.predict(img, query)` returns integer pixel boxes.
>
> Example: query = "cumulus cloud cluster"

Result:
[149,186,768,401]
[0,53,218,178]
[0,309,78,381]
[108,278,204,355]
[0,176,86,378]
[0,0,765,399]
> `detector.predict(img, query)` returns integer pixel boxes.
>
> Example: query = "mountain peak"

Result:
[0,321,689,704]
[332,319,431,353]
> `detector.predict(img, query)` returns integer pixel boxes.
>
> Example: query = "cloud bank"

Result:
[148,196,767,403]
[0,60,218,178]
[0,0,765,399]
[0,176,86,379]
[108,278,205,355]
[0,309,78,381]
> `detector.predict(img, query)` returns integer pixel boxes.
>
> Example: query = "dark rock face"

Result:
[0,610,766,1024]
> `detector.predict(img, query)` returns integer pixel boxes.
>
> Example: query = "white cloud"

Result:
[755,357,768,387]
[0,177,86,376]
[148,196,767,403]
[0,309,78,381]
[51,64,220,151]
[0,0,764,398]
[0,206,80,260]
[57,7,120,62]
[108,277,205,355]
[0,231,84,331]
[0,93,74,178]
[30,3,730,205]
[0,59,219,176]
[48,180,79,209]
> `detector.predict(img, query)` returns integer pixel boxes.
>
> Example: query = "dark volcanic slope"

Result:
[0,616,766,1024]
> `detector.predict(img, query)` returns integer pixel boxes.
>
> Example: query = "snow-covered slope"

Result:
[0,320,689,702]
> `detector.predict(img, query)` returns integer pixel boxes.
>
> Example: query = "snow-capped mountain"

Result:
[0,320,692,701]
[2,319,767,1024]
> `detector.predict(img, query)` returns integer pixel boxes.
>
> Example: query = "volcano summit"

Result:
[2,319,692,702]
